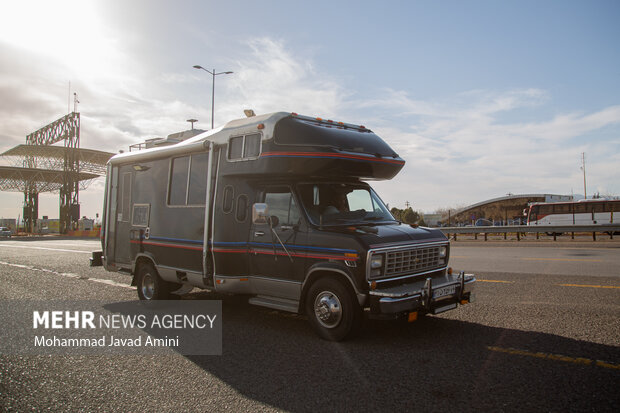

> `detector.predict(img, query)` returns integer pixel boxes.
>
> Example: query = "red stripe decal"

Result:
[212,247,358,261]
[260,151,405,165]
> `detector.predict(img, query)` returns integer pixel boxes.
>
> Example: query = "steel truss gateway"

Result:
[0,112,114,233]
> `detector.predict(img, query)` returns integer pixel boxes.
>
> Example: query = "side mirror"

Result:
[252,203,269,224]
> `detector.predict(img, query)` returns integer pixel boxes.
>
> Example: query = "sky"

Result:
[1,0,619,220]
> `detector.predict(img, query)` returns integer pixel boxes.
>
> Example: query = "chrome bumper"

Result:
[369,271,476,315]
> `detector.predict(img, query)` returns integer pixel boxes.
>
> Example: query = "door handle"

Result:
[254,231,265,237]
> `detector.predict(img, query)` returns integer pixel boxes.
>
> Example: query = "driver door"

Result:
[250,186,306,297]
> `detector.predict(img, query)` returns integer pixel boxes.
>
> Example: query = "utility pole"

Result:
[581,152,587,199]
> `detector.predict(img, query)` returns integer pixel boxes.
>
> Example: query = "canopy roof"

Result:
[0,166,99,192]
[1,144,114,175]
[0,166,100,193]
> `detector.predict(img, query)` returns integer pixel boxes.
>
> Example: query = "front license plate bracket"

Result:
[433,284,456,300]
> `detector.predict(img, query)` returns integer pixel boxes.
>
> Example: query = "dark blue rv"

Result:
[94,112,475,340]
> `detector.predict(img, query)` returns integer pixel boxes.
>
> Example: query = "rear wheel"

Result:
[136,262,171,300]
[305,278,362,341]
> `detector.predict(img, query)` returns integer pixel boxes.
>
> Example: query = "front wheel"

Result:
[136,262,171,300]
[305,278,362,341]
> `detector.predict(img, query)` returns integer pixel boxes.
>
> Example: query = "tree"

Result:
[402,207,421,225]
[390,207,402,221]
[390,206,427,226]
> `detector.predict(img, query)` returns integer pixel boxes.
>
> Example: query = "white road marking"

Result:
[0,244,92,254]
[0,260,134,290]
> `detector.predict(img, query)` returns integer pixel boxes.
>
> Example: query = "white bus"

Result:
[526,199,620,226]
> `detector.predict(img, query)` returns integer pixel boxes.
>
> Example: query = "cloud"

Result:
[221,38,348,120]
[371,90,620,211]
[1,34,619,219]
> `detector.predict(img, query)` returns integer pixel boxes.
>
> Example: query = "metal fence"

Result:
[440,224,620,241]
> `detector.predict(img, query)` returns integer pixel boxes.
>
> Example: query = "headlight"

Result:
[369,254,384,279]
[439,246,448,264]
[439,246,447,258]
[370,255,383,269]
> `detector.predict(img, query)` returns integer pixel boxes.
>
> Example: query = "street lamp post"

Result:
[193,65,233,129]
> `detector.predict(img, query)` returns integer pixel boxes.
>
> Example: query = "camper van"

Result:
[93,112,475,341]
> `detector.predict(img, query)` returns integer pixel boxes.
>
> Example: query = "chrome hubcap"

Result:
[141,273,155,300]
[314,291,342,328]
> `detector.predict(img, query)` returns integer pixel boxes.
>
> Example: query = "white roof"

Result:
[109,112,289,165]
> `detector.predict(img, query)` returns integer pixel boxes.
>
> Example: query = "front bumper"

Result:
[368,271,475,316]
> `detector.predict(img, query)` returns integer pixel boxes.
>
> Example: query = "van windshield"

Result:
[297,183,396,226]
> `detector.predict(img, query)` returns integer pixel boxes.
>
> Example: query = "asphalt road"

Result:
[0,238,619,412]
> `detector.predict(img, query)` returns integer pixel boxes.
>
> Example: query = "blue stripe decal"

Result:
[210,241,248,246]
[211,241,356,254]
[149,236,203,245]
[249,242,356,253]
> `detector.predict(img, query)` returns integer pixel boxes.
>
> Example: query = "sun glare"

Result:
[0,0,117,77]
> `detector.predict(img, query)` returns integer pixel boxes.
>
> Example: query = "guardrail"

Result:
[440,224,620,241]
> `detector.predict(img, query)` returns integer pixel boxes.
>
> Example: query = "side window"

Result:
[228,134,262,160]
[539,205,552,215]
[188,153,208,205]
[228,137,243,160]
[289,195,301,225]
[244,134,261,158]
[223,186,234,213]
[169,154,208,206]
[120,172,132,221]
[347,189,374,211]
[264,189,300,226]
[169,156,190,205]
[236,195,248,222]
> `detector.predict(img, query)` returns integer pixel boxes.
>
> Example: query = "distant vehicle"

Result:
[526,199,620,226]
[474,219,493,226]
[0,227,11,238]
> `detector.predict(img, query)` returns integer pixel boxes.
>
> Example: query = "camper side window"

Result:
[228,137,243,159]
[244,134,261,157]
[168,153,208,206]
[188,153,208,205]
[169,156,190,205]
[228,133,262,161]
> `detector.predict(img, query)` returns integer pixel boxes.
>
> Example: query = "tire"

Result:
[136,262,171,300]
[305,277,362,341]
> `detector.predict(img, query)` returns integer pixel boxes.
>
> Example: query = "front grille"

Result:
[384,246,442,278]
